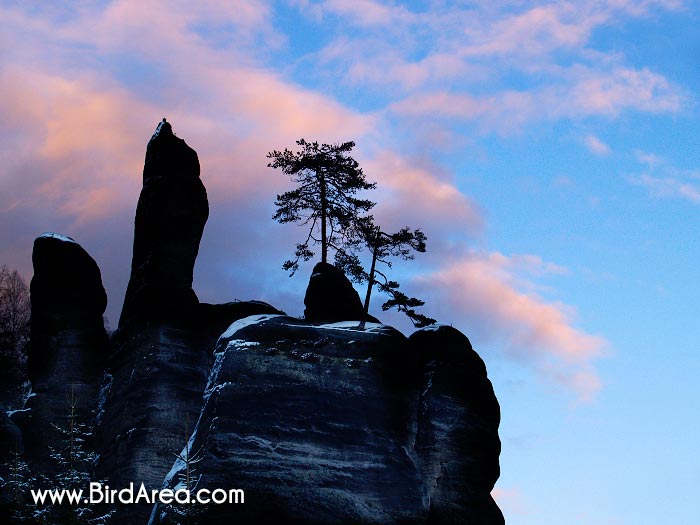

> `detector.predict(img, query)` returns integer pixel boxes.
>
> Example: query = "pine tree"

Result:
[268,139,376,275]
[42,387,113,525]
[0,441,38,523]
[163,414,205,525]
[336,225,436,329]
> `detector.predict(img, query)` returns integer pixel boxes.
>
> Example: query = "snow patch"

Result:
[317,321,386,334]
[204,351,227,397]
[418,324,444,332]
[226,339,260,350]
[6,408,31,417]
[39,232,76,244]
[218,314,283,344]
[95,373,113,426]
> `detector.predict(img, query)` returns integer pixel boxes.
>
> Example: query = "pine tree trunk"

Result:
[320,169,327,264]
[360,228,380,330]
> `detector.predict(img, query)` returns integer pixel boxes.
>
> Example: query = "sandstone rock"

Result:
[196,300,285,337]
[152,314,424,524]
[410,325,504,525]
[22,233,108,472]
[97,302,285,524]
[0,411,23,460]
[304,262,366,322]
[119,119,208,328]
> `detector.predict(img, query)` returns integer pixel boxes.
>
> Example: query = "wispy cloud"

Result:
[629,150,700,203]
[296,1,687,133]
[631,174,700,203]
[413,252,606,401]
[584,134,612,156]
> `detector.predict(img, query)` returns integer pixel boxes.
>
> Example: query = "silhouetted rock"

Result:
[11,119,504,525]
[22,233,108,471]
[410,325,504,525]
[304,262,366,322]
[196,300,285,336]
[119,119,208,328]
[96,299,285,523]
[153,318,503,525]
[152,314,425,524]
[0,411,23,460]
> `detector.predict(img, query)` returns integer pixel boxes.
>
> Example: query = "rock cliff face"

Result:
[21,233,108,471]
[119,119,208,328]
[151,318,503,525]
[152,315,422,524]
[8,120,504,525]
[96,120,282,523]
[411,326,503,524]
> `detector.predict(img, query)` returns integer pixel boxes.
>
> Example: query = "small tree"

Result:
[0,441,38,523]
[0,266,31,410]
[43,387,113,525]
[268,139,376,275]
[337,225,436,329]
[163,414,205,525]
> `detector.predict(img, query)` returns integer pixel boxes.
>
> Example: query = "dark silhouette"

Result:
[337,225,436,328]
[0,121,504,525]
[267,139,376,274]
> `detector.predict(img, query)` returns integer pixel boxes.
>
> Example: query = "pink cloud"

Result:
[413,253,606,401]
[0,67,151,224]
[361,151,484,236]
[491,485,531,518]
[463,4,604,57]
[389,64,684,133]
[0,0,609,401]
[320,0,414,27]
[565,66,683,116]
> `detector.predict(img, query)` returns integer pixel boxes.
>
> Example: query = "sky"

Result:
[1,1,699,523]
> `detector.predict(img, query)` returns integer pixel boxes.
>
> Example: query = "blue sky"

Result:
[1,1,699,523]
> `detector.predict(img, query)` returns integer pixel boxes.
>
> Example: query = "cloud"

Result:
[584,134,612,156]
[630,174,700,203]
[629,150,700,204]
[413,252,606,401]
[491,486,531,518]
[296,1,687,133]
[361,151,484,236]
[634,149,665,167]
[0,0,609,400]
[389,66,684,133]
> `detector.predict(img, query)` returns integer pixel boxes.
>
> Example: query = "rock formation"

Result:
[119,119,208,328]
[152,314,422,524]
[96,121,282,523]
[21,233,108,471]
[152,318,504,525]
[3,120,504,525]
[304,261,366,322]
[411,326,504,524]
[0,411,23,459]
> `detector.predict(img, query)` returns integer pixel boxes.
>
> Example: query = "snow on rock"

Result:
[39,232,76,244]
[225,339,261,350]
[217,314,283,344]
[317,321,386,333]
[417,323,444,332]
